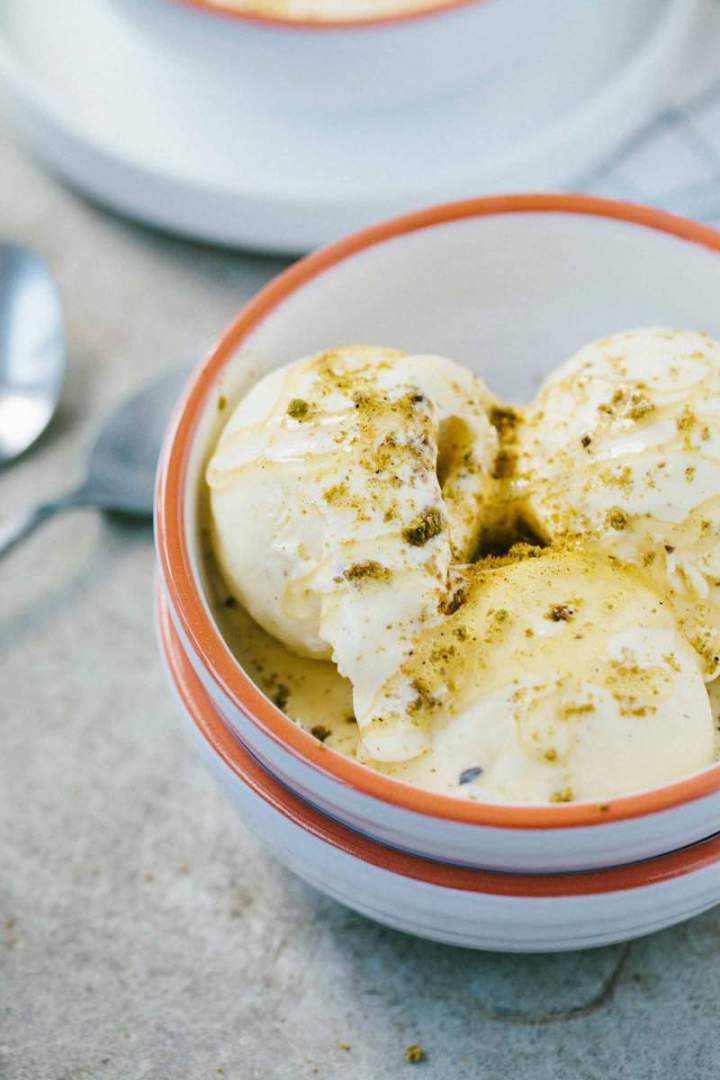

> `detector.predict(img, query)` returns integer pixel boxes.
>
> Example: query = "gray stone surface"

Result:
[2,118,720,1080]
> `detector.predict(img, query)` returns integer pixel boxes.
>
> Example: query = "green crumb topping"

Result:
[545,603,576,622]
[218,394,227,412]
[439,586,467,616]
[605,507,629,531]
[491,448,518,480]
[310,725,331,742]
[287,398,310,419]
[627,397,656,421]
[407,679,440,716]
[343,560,391,584]
[550,787,573,803]
[489,405,519,437]
[402,507,443,547]
[676,406,696,431]
[563,702,596,717]
[323,482,348,505]
[405,1045,426,1065]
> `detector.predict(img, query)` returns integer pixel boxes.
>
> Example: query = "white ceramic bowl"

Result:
[159,594,720,952]
[156,193,720,874]
[117,0,668,114]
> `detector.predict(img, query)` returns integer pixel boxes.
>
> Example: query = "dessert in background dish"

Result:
[204,330,720,804]
[205,0,444,20]
[206,345,498,762]
[519,329,720,681]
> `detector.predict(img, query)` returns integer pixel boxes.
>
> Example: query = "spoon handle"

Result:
[0,488,89,559]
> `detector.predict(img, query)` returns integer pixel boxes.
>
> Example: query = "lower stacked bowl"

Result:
[156,194,720,947]
[158,593,720,952]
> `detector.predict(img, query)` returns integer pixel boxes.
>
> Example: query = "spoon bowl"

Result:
[0,244,65,466]
[83,369,190,517]
[0,368,189,558]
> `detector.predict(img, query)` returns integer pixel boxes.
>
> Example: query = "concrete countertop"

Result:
[2,118,720,1080]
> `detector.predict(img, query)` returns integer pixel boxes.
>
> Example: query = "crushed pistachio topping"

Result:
[489,404,519,437]
[546,603,577,622]
[286,397,310,419]
[343,561,391,584]
[407,678,441,716]
[606,507,629,531]
[439,586,467,616]
[491,447,518,480]
[402,507,444,547]
[676,406,696,431]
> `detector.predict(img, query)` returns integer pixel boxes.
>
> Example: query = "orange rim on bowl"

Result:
[169,0,486,31]
[156,192,720,831]
[159,593,720,896]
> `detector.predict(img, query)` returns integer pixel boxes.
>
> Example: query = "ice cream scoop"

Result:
[519,329,720,679]
[370,546,714,803]
[207,345,498,761]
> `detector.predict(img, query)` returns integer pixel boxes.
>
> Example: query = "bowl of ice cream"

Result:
[156,192,720,873]
[116,0,671,114]
[159,592,720,951]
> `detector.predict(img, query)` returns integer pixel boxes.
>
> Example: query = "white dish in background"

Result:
[159,595,720,953]
[118,0,666,115]
[0,0,699,252]
[157,194,720,873]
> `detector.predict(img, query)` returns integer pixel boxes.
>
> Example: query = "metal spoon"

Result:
[0,244,65,466]
[0,368,189,558]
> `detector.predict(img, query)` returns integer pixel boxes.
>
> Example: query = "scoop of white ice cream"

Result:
[207,345,498,761]
[519,329,720,679]
[370,547,714,803]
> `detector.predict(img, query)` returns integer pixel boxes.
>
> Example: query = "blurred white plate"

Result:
[0,0,699,253]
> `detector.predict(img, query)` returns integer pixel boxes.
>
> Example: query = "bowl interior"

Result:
[173,197,720,821]
[224,212,720,402]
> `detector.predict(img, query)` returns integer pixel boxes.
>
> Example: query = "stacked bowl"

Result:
[156,194,720,951]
